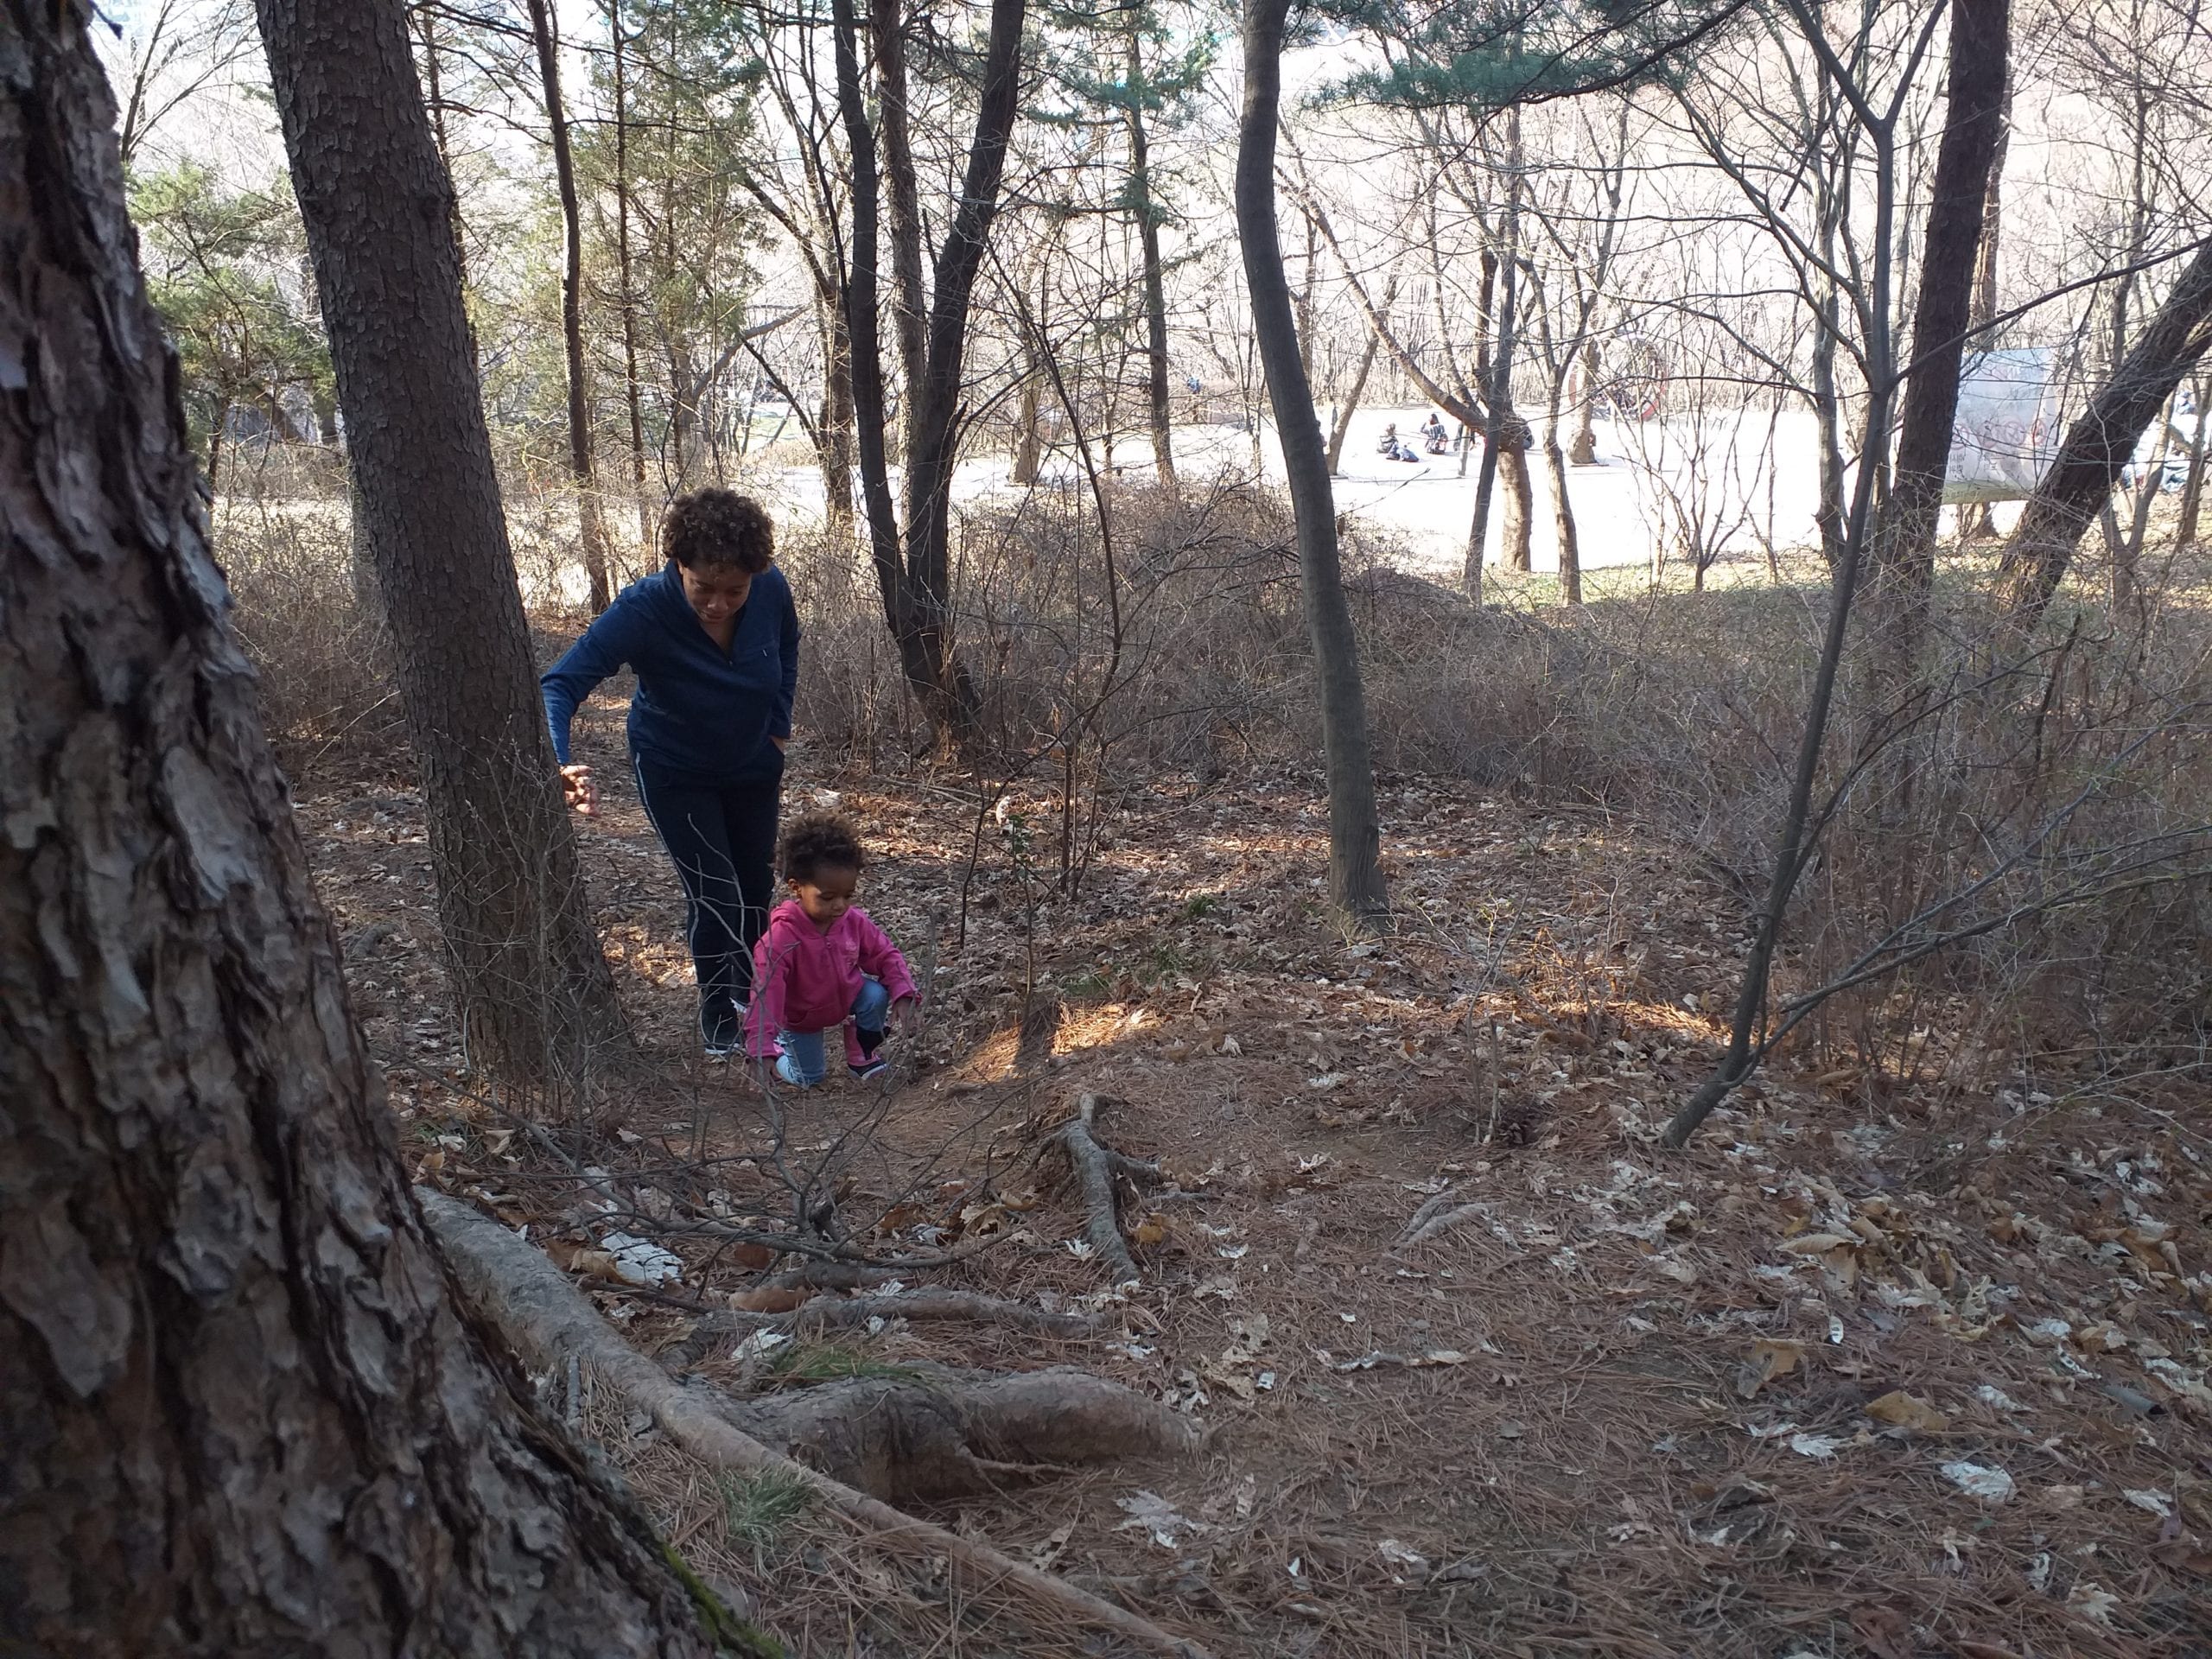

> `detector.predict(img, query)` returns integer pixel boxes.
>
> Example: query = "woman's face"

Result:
[679,561,754,626]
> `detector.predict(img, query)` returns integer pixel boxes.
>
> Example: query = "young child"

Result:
[745,813,917,1085]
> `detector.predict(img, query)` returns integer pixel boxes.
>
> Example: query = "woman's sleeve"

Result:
[539,604,640,766]
[771,577,800,741]
[855,912,917,1004]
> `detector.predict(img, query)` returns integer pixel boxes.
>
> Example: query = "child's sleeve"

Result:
[854,911,917,1005]
[745,928,793,1057]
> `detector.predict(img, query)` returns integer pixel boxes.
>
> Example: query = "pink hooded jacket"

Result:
[745,900,916,1057]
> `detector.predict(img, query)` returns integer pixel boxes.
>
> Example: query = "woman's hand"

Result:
[771,734,789,753]
[559,764,599,817]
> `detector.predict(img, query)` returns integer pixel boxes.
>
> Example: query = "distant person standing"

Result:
[542,489,799,1057]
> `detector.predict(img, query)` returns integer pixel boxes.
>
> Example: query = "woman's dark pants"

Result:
[633,755,780,1043]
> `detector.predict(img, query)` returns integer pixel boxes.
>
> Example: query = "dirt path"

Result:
[299,736,2212,1658]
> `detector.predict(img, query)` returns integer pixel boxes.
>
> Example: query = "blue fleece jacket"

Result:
[541,563,799,785]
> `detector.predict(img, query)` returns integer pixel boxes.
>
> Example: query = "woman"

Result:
[542,488,799,1057]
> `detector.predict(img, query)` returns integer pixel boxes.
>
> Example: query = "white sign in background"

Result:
[1943,347,2062,504]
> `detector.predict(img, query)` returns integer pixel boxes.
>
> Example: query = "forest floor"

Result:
[298,703,2212,1658]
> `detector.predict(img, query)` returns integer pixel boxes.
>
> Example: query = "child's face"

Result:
[791,863,860,931]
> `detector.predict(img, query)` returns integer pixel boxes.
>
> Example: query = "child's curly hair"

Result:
[662,487,774,574]
[779,812,865,885]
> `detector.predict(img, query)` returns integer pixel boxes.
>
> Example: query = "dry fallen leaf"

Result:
[1738,1339,1805,1398]
[1866,1389,1949,1433]
[1849,1605,1912,1659]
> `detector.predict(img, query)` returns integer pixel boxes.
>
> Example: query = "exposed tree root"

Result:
[1052,1094,1159,1287]
[421,1191,1209,1659]
[708,1364,1190,1502]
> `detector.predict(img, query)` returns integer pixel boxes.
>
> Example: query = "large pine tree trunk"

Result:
[1236,0,1388,925]
[526,0,612,613]
[0,14,716,1653]
[253,0,628,1078]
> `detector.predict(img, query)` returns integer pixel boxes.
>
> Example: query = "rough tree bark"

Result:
[1236,0,1389,925]
[0,14,727,1655]
[1995,236,2212,629]
[254,0,628,1077]
[526,0,612,613]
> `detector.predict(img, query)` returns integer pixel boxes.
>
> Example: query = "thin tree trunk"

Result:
[1126,28,1174,485]
[1957,73,2013,542]
[1570,339,1599,466]
[609,0,652,551]
[830,0,1024,745]
[1013,373,1043,485]
[1996,237,2212,629]
[1499,422,1533,573]
[2177,374,2209,547]
[818,289,857,538]
[526,0,610,613]
[1464,248,1500,596]
[871,0,928,473]
[1873,0,2009,594]
[257,0,628,1077]
[1326,278,1394,475]
[1546,416,1581,604]
[412,1,470,341]
[0,16,726,1654]
[1237,0,1388,925]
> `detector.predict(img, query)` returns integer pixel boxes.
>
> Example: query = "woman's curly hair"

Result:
[662,488,773,574]
[779,812,865,885]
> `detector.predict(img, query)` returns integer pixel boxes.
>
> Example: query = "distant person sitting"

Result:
[1421,413,1448,454]
[1376,422,1420,463]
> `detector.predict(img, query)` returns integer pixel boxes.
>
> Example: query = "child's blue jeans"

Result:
[772,976,891,1086]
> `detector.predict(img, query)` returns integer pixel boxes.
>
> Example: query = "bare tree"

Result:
[524,0,613,612]
[830,0,1028,744]
[1996,236,2212,628]
[1237,0,1388,925]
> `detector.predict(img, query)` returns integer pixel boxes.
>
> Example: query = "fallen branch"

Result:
[1052,1094,1149,1288]
[1395,1188,1495,1252]
[420,1190,1208,1659]
[681,1290,1103,1353]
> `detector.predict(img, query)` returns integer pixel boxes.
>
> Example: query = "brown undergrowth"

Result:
[298,729,2212,1659]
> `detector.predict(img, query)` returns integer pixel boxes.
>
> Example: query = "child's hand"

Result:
[891,995,919,1036]
[559,765,598,817]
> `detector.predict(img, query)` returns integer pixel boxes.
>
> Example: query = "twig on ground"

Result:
[666,1291,1102,1370]
[1395,1188,1495,1252]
